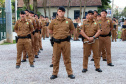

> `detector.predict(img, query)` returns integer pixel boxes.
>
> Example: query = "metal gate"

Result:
[0,7,6,41]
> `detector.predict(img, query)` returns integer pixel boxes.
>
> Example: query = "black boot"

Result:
[91,58,94,61]
[103,59,107,61]
[50,64,53,67]
[21,59,27,62]
[95,68,102,72]
[16,65,20,69]
[50,75,57,79]
[108,63,114,66]
[35,55,39,58]
[82,69,88,73]
[68,74,75,79]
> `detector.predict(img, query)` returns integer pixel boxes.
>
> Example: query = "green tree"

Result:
[98,0,111,12]
[121,7,126,17]
[0,0,5,7]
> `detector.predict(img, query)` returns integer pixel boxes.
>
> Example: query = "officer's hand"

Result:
[89,37,94,42]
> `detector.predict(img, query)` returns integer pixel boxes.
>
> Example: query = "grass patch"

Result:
[1,40,16,45]
[118,31,122,39]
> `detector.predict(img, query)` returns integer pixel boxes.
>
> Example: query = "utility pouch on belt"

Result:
[114,25,116,29]
[53,36,71,43]
[32,31,35,35]
[39,29,41,34]
[15,36,18,43]
[35,29,39,33]
[50,37,54,47]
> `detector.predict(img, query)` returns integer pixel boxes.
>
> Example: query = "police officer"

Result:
[48,6,75,79]
[121,19,126,41]
[99,9,114,66]
[21,11,37,62]
[111,19,118,42]
[80,10,102,73]
[14,11,34,68]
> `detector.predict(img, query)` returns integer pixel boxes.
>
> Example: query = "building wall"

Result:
[38,7,98,20]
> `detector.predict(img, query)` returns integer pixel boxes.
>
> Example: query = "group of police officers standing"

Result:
[14,6,121,79]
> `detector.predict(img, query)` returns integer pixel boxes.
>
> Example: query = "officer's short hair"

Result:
[94,10,98,13]
[101,9,107,13]
[45,16,48,18]
[29,11,34,14]
[25,9,29,12]
[34,14,38,17]
[20,11,26,14]
[87,10,94,14]
[58,6,65,12]
[97,14,101,16]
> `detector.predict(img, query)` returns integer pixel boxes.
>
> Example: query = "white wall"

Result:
[38,7,98,20]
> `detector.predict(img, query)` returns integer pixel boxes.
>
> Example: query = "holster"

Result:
[50,37,54,47]
[15,36,18,43]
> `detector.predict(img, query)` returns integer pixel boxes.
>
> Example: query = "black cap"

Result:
[94,10,98,13]
[45,16,48,18]
[25,9,29,12]
[87,10,94,14]
[34,14,38,17]
[101,9,107,13]
[97,14,101,16]
[29,11,34,14]
[58,6,65,12]
[20,11,26,14]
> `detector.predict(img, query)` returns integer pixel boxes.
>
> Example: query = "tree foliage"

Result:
[98,0,111,12]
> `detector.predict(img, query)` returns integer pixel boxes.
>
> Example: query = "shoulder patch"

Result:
[94,22,97,25]
[66,21,68,24]
[26,22,29,24]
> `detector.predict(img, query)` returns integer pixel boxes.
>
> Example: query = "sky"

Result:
[111,0,126,9]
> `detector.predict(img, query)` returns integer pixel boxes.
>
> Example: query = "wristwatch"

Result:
[93,36,96,39]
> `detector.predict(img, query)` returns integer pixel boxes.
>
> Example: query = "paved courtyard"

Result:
[0,37,126,84]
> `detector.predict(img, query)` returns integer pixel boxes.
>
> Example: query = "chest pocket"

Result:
[18,24,22,31]
[61,25,69,31]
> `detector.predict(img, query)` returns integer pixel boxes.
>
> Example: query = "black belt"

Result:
[53,36,71,43]
[100,32,111,37]
[18,34,31,39]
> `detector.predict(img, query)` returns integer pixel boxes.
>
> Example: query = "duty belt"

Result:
[53,36,71,43]
[100,32,111,37]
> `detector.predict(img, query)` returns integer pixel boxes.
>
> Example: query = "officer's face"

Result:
[20,14,26,19]
[94,11,98,17]
[35,15,38,19]
[88,13,94,20]
[29,13,34,17]
[25,11,29,16]
[101,12,107,18]
[57,10,65,18]
[97,16,101,20]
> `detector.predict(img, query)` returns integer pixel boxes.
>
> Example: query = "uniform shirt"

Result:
[48,17,74,39]
[39,19,43,29]
[26,16,36,30]
[14,19,33,36]
[35,18,40,30]
[81,19,100,37]
[98,18,113,35]
[41,19,47,27]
